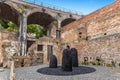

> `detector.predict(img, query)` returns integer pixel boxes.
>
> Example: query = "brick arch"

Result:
[27,12,56,28]
[61,18,76,27]
[0,2,19,26]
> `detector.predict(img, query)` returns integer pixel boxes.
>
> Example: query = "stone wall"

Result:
[78,34,120,66]
[0,32,2,62]
[26,37,60,65]
[61,1,120,66]
[87,1,120,38]
[0,30,60,67]
[61,28,78,43]
[0,30,18,41]
[0,30,19,67]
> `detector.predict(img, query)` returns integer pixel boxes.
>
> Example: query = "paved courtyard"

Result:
[0,65,120,80]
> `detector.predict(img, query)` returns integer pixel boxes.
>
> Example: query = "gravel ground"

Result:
[0,65,120,80]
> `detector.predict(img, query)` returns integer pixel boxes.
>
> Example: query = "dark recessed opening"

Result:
[37,45,43,51]
[104,33,107,35]
[86,36,88,40]
[27,40,35,51]
[79,36,81,38]
[79,32,82,34]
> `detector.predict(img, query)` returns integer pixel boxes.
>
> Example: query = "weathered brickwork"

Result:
[0,30,61,67]
[87,1,120,38]
[62,1,120,66]
[61,28,78,43]
[79,34,120,66]
[1,0,120,67]
[0,30,19,67]
[27,37,60,65]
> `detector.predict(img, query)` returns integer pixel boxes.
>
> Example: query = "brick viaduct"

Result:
[0,0,83,56]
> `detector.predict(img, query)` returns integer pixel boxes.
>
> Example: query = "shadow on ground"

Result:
[37,66,96,76]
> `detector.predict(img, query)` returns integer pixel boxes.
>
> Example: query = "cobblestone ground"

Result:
[0,65,120,80]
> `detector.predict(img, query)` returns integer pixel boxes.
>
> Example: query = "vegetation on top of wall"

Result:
[19,6,26,12]
[27,24,47,38]
[42,8,46,13]
[0,19,19,32]
[18,0,28,13]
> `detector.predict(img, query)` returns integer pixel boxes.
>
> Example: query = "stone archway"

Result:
[61,18,76,27]
[0,2,20,60]
[27,12,56,37]
[27,12,57,61]
[0,2,19,26]
[27,12,55,27]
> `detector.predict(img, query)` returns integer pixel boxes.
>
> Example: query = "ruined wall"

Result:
[79,34,120,64]
[26,37,60,65]
[87,1,120,38]
[80,1,120,66]
[0,30,60,67]
[0,32,2,63]
[61,1,120,66]
[0,30,19,67]
[61,28,78,43]
[0,30,18,41]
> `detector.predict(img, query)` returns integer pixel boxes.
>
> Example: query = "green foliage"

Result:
[0,24,4,30]
[18,0,28,13]
[0,19,18,32]
[106,64,113,67]
[106,60,116,67]
[81,61,89,65]
[95,61,101,66]
[81,57,89,65]
[0,19,9,29]
[42,8,46,13]
[90,61,96,65]
[7,21,15,31]
[95,57,102,66]
[19,6,26,12]
[27,24,46,38]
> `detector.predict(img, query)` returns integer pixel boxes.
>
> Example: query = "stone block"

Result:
[71,48,78,67]
[62,49,72,71]
[49,55,57,68]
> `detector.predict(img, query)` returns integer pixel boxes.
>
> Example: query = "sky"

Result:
[25,0,115,15]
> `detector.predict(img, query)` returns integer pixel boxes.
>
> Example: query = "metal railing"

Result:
[23,0,83,15]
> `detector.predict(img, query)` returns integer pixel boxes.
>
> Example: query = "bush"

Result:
[90,61,96,65]
[0,19,18,32]
[95,61,101,66]
[106,64,112,67]
[81,57,89,65]
[27,24,46,38]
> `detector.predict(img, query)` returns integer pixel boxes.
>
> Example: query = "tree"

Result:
[0,24,4,30]
[7,21,18,32]
[27,24,46,38]
[0,19,9,29]
[0,19,19,32]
